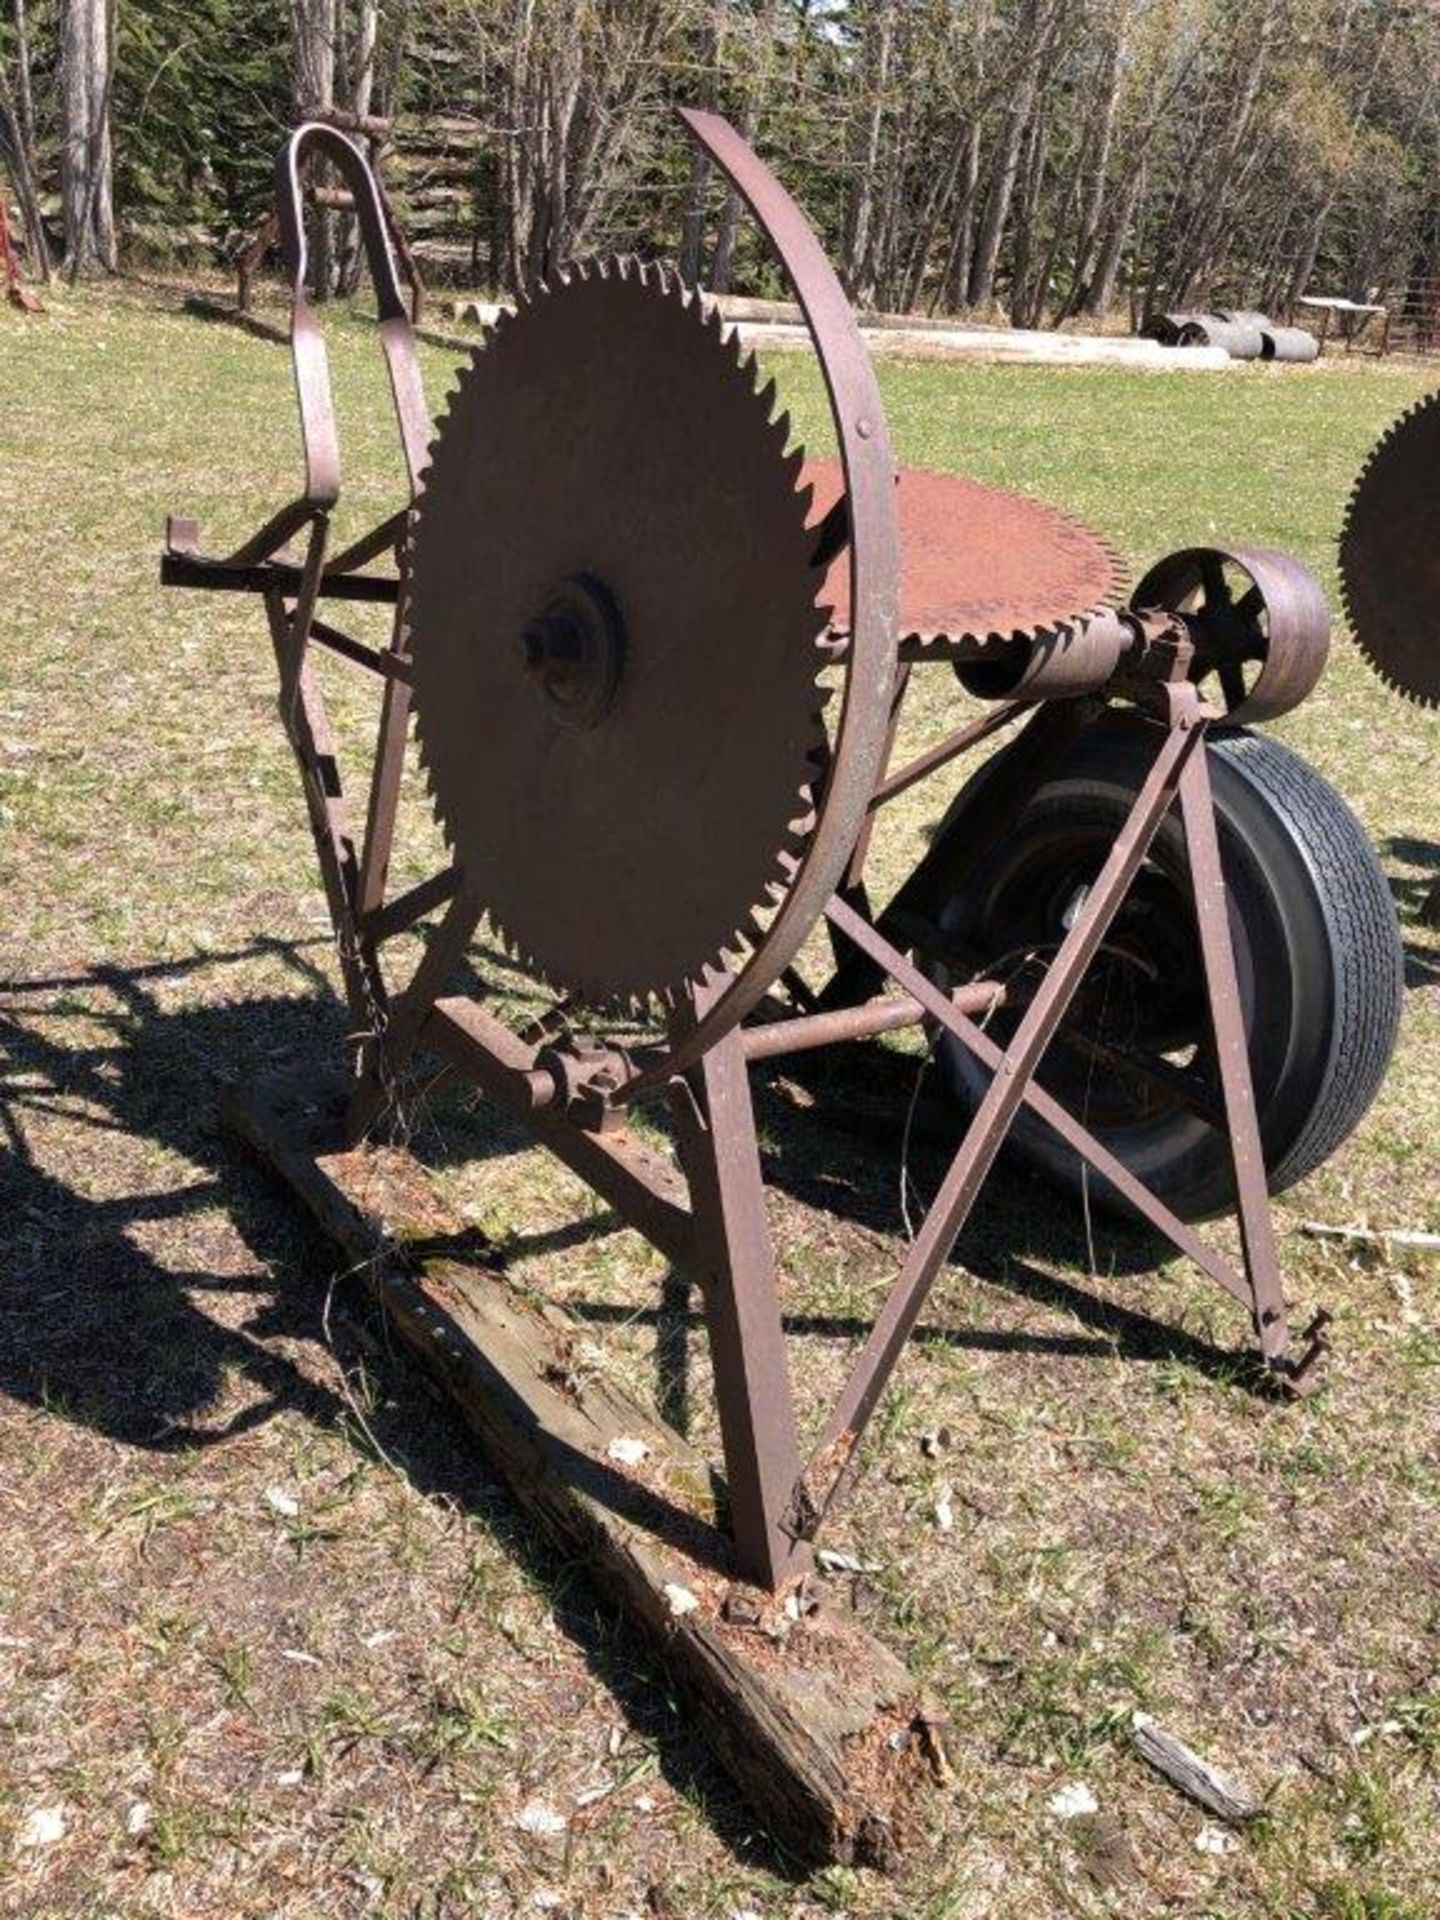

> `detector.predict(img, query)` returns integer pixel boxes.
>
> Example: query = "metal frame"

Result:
[164,114,1333,1595]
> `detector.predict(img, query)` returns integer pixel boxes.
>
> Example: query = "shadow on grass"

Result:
[1383,834,1440,988]
[0,942,807,1875]
[0,938,1251,1878]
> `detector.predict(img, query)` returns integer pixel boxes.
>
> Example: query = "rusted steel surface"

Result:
[806,460,1122,645]
[1131,545,1330,723]
[408,260,827,1010]
[160,108,1375,1610]
[1340,393,1440,706]
[740,979,1005,1062]
[621,106,902,1093]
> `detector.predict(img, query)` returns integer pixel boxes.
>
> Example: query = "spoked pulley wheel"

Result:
[930,714,1403,1220]
[1131,545,1330,724]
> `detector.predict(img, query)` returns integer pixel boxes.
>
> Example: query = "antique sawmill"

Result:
[159,110,1406,1858]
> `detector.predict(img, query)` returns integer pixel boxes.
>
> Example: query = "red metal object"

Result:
[806,459,1121,645]
[0,184,43,313]
[161,112,1370,1597]
[1340,396,1440,920]
[406,259,829,1010]
[1131,545,1330,722]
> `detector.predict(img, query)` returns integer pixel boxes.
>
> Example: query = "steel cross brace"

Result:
[791,682,1327,1541]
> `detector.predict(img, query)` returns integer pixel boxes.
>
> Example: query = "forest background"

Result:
[4,1,1440,333]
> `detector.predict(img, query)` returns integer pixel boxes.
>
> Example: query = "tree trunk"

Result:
[711,0,785,293]
[1009,104,1050,326]
[1057,21,1124,320]
[335,0,381,296]
[845,0,898,306]
[679,5,722,286]
[935,120,982,314]
[9,0,50,276]
[60,0,115,278]
[679,143,712,287]
[291,0,337,296]
[967,0,1060,309]
[1,0,50,279]
[354,0,378,121]
[1085,162,1144,318]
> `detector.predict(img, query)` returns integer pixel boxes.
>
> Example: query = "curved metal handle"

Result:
[275,123,432,511]
[622,108,900,1098]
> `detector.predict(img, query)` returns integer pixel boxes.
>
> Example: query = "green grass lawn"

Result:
[1,283,1436,1920]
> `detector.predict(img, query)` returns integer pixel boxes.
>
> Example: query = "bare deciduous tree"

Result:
[60,0,115,276]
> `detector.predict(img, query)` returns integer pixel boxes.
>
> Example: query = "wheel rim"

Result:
[938,809,1263,1139]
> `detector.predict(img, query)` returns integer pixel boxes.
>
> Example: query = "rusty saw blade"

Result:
[407,258,828,1011]
[1339,392,1440,707]
[805,461,1123,649]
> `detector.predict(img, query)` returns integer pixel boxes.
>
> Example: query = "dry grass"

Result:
[1,280,1437,1919]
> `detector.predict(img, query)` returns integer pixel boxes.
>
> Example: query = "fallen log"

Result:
[223,1073,945,1870]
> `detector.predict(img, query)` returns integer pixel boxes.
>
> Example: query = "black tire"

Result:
[931,714,1404,1220]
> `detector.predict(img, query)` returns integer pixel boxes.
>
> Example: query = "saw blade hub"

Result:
[520,572,626,731]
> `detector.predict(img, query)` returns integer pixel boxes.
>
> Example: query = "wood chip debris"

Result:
[512,1800,568,1837]
[1048,1781,1099,1819]
[933,1482,955,1532]
[1300,1221,1440,1253]
[816,1546,880,1575]
[1131,1712,1262,1821]
[1194,1821,1238,1854]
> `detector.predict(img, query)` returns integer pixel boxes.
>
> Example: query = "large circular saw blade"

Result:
[1339,392,1440,707]
[407,259,828,1009]
[804,460,1122,645]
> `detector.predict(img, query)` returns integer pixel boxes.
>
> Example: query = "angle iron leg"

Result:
[1175,723,1295,1368]
[672,996,810,1590]
[803,706,1208,1525]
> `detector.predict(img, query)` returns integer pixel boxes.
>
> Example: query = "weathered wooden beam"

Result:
[222,1073,943,1869]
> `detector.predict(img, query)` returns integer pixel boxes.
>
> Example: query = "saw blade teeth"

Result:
[408,254,837,1012]
[1335,386,1440,705]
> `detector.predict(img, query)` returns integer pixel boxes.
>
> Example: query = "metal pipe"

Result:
[741,981,1004,1062]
